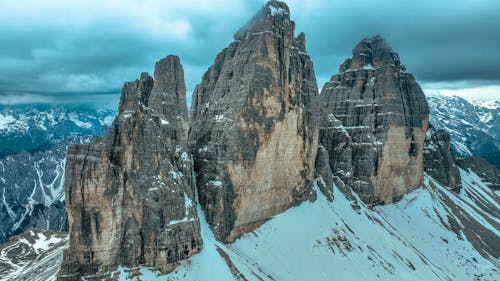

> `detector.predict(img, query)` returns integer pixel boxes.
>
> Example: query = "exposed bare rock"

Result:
[423,125,462,192]
[319,36,429,204]
[58,56,202,280]
[149,56,190,143]
[314,145,334,202]
[189,0,319,242]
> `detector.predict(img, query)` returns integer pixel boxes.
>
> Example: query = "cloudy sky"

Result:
[1,0,499,105]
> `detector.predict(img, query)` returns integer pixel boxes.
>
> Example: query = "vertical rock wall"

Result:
[423,125,462,192]
[58,56,202,280]
[319,36,429,204]
[189,0,319,242]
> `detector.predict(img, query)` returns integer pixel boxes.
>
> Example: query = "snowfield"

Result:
[1,169,497,281]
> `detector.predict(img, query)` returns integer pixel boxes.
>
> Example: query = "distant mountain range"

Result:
[0,104,115,156]
[425,92,500,168]
[0,105,116,242]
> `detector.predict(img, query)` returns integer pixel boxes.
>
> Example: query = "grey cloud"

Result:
[291,0,500,87]
[0,0,499,105]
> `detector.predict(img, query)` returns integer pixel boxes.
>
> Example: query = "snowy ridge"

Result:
[0,105,115,155]
[473,100,500,110]
[110,168,499,281]
[0,106,114,135]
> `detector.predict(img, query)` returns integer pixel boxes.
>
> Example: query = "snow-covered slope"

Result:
[425,93,499,159]
[108,168,498,281]
[0,229,67,281]
[2,169,497,281]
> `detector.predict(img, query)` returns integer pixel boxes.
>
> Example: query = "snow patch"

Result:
[68,113,93,129]
[269,5,288,16]
[208,180,222,187]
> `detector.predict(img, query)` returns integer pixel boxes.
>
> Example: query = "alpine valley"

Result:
[0,1,498,281]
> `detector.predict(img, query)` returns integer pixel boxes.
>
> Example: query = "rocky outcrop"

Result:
[319,36,429,204]
[58,56,202,280]
[314,145,335,202]
[189,0,319,243]
[423,125,461,192]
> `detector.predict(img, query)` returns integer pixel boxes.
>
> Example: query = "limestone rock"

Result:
[314,145,335,202]
[58,56,202,280]
[319,36,429,204]
[423,125,462,192]
[189,0,319,242]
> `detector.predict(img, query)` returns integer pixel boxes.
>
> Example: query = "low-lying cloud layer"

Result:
[1,0,499,104]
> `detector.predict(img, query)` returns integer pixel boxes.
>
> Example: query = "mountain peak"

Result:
[234,0,293,41]
[266,0,290,16]
[340,35,403,72]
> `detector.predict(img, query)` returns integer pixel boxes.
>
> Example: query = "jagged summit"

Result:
[149,55,188,119]
[149,55,189,142]
[189,0,318,243]
[319,36,429,204]
[58,55,201,280]
[339,35,404,72]
[48,2,500,280]
[234,1,304,50]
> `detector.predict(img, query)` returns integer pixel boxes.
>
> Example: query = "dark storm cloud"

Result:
[287,0,500,88]
[0,0,498,104]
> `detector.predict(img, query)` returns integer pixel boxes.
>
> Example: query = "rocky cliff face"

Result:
[189,0,319,243]
[58,56,202,280]
[423,125,461,192]
[319,36,429,204]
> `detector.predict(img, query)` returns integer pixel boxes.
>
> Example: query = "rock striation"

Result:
[319,36,429,204]
[423,125,461,192]
[58,56,202,280]
[189,0,319,242]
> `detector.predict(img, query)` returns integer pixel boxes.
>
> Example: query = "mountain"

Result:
[0,105,115,156]
[0,106,116,242]
[425,93,500,165]
[189,0,319,243]
[56,1,500,280]
[58,57,201,280]
[2,168,498,281]
[318,35,429,204]
[1,1,499,280]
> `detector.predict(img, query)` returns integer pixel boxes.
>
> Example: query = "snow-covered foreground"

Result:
[115,168,498,281]
[2,168,497,281]
[0,229,67,281]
